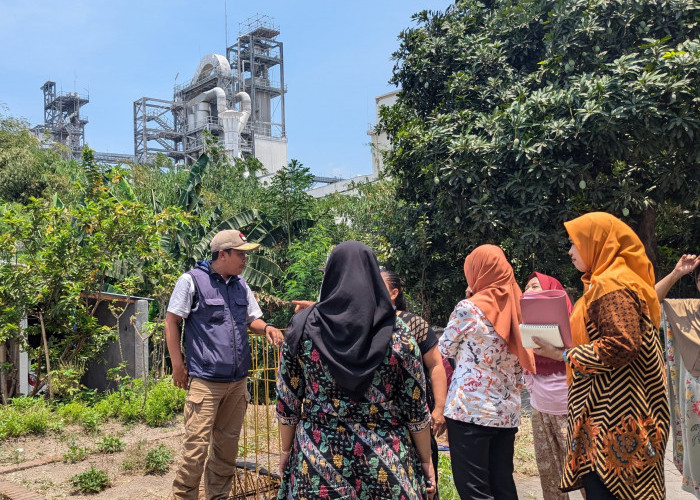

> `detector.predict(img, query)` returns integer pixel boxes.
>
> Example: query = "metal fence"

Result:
[230,332,281,499]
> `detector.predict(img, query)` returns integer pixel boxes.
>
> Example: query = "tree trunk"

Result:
[38,311,53,401]
[633,207,659,273]
[0,341,8,405]
[9,339,18,398]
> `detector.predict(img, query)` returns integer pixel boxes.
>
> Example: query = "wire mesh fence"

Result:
[230,331,281,499]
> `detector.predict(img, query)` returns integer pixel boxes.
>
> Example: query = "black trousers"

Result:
[446,417,518,500]
[582,472,618,499]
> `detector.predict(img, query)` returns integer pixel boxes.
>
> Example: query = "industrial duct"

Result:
[219,92,251,158]
[186,87,251,159]
[184,54,252,160]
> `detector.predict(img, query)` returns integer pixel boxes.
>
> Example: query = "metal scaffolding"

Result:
[133,97,185,164]
[228,13,287,150]
[175,67,235,166]
[37,81,89,159]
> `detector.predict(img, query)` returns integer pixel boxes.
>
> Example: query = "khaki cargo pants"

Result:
[172,377,249,500]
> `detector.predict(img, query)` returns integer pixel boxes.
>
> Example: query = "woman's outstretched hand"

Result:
[291,300,316,313]
[674,254,700,277]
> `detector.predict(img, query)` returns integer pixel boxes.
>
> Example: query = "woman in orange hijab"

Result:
[535,212,669,499]
[438,244,533,500]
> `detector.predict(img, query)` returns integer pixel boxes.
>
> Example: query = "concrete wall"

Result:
[83,298,149,391]
[369,90,399,176]
[255,135,288,179]
[307,174,377,198]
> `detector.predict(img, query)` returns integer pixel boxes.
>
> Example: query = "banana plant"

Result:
[155,154,285,290]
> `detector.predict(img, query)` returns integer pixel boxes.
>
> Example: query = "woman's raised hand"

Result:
[674,254,700,277]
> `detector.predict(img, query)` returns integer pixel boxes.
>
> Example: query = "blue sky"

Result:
[0,1,451,179]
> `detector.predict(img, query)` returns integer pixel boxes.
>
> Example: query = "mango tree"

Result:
[380,0,700,321]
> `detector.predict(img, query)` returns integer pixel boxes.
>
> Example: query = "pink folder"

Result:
[520,289,573,348]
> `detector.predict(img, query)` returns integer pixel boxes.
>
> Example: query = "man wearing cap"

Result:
[165,229,283,500]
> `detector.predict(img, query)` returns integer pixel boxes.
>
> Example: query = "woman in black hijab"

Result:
[276,241,436,499]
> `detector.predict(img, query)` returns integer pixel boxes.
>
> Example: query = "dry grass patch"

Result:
[514,414,538,476]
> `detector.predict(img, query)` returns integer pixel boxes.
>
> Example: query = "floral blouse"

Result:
[438,299,523,428]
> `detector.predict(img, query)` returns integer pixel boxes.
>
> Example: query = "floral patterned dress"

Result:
[664,300,700,498]
[276,320,431,500]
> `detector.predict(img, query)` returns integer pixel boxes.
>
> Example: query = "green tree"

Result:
[0,115,51,203]
[263,159,315,248]
[130,154,190,211]
[200,132,267,217]
[281,225,333,302]
[381,0,700,320]
[0,150,183,399]
[322,177,398,262]
[152,153,282,290]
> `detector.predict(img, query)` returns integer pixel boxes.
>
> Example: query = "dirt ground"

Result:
[0,412,530,499]
[2,402,691,500]
[1,421,183,499]
[0,396,533,500]
[0,406,282,500]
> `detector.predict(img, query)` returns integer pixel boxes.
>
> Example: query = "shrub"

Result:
[57,401,89,424]
[93,392,122,419]
[57,401,102,433]
[144,444,174,475]
[50,360,87,400]
[63,444,89,464]
[89,377,184,426]
[6,396,42,410]
[80,408,102,433]
[118,399,143,423]
[437,453,459,500]
[143,379,185,427]
[47,418,64,433]
[70,466,110,493]
[121,441,173,475]
[121,440,147,473]
[0,397,52,439]
[22,407,52,434]
[96,435,124,453]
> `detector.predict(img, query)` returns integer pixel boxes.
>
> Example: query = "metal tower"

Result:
[227,14,286,159]
[133,97,185,164]
[173,55,235,165]
[38,81,89,158]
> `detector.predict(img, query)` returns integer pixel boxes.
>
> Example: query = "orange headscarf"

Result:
[464,244,535,373]
[564,212,660,352]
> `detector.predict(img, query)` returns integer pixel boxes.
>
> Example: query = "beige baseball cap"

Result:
[210,229,260,252]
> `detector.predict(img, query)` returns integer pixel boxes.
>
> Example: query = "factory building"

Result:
[28,14,391,192]
[133,14,288,177]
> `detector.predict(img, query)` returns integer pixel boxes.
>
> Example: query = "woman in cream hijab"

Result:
[535,212,669,499]
[656,254,700,497]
